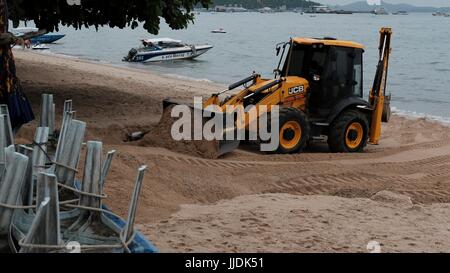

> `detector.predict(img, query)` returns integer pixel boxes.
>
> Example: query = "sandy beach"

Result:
[13,49,450,253]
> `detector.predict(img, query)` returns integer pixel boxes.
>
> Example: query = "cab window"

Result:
[329,47,363,99]
[353,49,363,97]
[284,43,328,80]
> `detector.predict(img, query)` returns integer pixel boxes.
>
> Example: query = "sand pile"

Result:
[139,105,222,159]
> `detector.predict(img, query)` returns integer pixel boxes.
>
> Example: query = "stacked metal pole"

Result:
[0,146,29,233]
[0,105,14,146]
[39,94,56,140]
[20,173,61,253]
[0,95,156,253]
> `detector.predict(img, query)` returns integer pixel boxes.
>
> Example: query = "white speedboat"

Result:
[11,27,38,37]
[123,38,213,63]
[392,11,408,15]
[32,43,50,50]
[433,11,450,17]
[372,8,389,15]
[212,28,226,34]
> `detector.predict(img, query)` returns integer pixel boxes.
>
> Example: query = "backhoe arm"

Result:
[369,27,392,145]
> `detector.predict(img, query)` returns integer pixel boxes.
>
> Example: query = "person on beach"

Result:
[0,0,34,133]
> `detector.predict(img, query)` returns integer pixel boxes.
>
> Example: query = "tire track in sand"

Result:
[154,137,450,204]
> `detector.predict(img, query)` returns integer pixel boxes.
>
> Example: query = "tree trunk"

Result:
[0,0,34,130]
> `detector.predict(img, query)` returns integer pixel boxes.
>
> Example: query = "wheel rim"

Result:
[280,121,302,150]
[345,122,364,150]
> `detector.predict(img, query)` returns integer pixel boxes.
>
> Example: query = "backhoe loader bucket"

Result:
[155,99,240,159]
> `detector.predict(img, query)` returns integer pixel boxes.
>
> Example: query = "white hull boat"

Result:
[123,38,213,63]
[211,28,227,33]
[32,43,50,50]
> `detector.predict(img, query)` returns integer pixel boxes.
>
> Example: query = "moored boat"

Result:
[123,38,213,63]
[11,28,65,44]
[432,11,450,17]
[31,43,50,50]
[11,27,38,37]
[393,11,408,15]
[31,34,65,44]
[211,28,227,33]
[372,8,390,15]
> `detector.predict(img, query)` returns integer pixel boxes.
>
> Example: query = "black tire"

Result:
[266,107,310,154]
[328,109,369,153]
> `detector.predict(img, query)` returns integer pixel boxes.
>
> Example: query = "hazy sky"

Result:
[319,0,450,7]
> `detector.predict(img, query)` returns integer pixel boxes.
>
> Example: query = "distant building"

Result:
[215,5,247,12]
[278,5,287,11]
[306,5,333,14]
[258,7,274,13]
[305,5,353,14]
[372,7,389,15]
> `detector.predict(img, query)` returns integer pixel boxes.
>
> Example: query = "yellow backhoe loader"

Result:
[161,27,392,157]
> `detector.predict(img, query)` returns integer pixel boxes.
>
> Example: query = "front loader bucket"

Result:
[152,99,240,159]
[218,139,241,157]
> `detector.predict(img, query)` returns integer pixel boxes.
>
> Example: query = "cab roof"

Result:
[292,37,365,49]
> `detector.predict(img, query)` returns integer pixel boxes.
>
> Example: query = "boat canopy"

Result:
[141,38,183,44]
[11,27,39,36]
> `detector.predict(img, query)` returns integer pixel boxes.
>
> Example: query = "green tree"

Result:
[0,0,210,128]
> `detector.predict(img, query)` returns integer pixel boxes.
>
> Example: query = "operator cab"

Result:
[282,38,364,119]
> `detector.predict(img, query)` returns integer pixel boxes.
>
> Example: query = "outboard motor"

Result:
[190,45,197,56]
[124,48,138,62]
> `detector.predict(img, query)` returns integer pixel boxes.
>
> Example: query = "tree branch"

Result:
[0,32,14,45]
